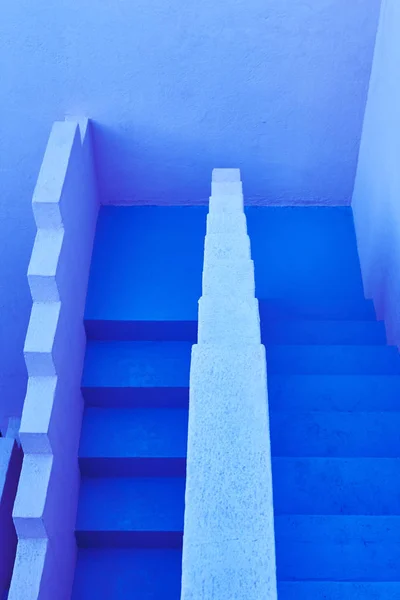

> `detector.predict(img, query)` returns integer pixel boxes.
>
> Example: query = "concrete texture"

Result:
[181,170,277,599]
[10,119,99,600]
[352,1,400,348]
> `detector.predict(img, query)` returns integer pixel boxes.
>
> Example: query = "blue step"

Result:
[267,345,400,375]
[82,341,191,406]
[270,412,400,457]
[85,207,206,325]
[72,549,182,600]
[247,207,367,304]
[76,477,185,548]
[272,458,400,515]
[277,582,400,599]
[259,299,376,321]
[274,515,400,581]
[85,319,197,342]
[79,408,188,476]
[262,320,386,345]
[268,374,400,412]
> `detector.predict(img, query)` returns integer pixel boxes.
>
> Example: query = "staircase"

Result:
[71,206,206,599]
[70,203,400,598]
[248,206,400,599]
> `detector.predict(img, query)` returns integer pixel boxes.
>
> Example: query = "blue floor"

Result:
[73,206,400,599]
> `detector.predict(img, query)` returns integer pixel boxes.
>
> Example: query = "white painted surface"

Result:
[181,169,277,599]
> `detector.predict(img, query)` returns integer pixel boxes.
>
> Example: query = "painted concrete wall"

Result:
[10,119,99,600]
[0,0,381,426]
[182,170,277,599]
[352,0,400,345]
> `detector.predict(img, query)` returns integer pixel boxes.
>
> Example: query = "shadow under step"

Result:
[262,320,386,345]
[267,345,400,375]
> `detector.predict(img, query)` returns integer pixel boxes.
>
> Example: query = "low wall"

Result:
[10,119,99,600]
[181,169,277,599]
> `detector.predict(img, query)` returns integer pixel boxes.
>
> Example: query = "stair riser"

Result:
[79,458,186,477]
[262,321,386,345]
[76,531,183,549]
[267,346,400,375]
[82,387,189,408]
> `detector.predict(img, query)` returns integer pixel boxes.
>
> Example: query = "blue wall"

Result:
[353,0,400,346]
[0,0,380,421]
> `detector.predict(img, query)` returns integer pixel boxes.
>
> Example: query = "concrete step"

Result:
[75,477,185,548]
[270,412,400,457]
[262,320,386,345]
[85,206,206,325]
[72,548,182,600]
[275,515,400,581]
[277,581,400,599]
[267,345,400,375]
[272,457,400,515]
[79,408,188,476]
[84,319,197,342]
[268,374,400,412]
[82,341,191,407]
[259,298,376,321]
[247,206,368,306]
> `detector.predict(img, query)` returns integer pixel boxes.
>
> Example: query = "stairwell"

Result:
[71,206,206,599]
[70,201,400,598]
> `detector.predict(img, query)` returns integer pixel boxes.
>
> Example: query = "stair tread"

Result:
[272,457,400,515]
[85,318,197,342]
[76,477,185,533]
[268,374,400,412]
[72,548,182,600]
[267,345,400,375]
[80,408,188,458]
[79,407,188,476]
[270,411,400,457]
[276,540,400,582]
[82,341,192,389]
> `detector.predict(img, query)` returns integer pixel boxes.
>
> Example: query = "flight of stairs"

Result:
[71,206,205,599]
[71,204,400,598]
[250,207,400,599]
